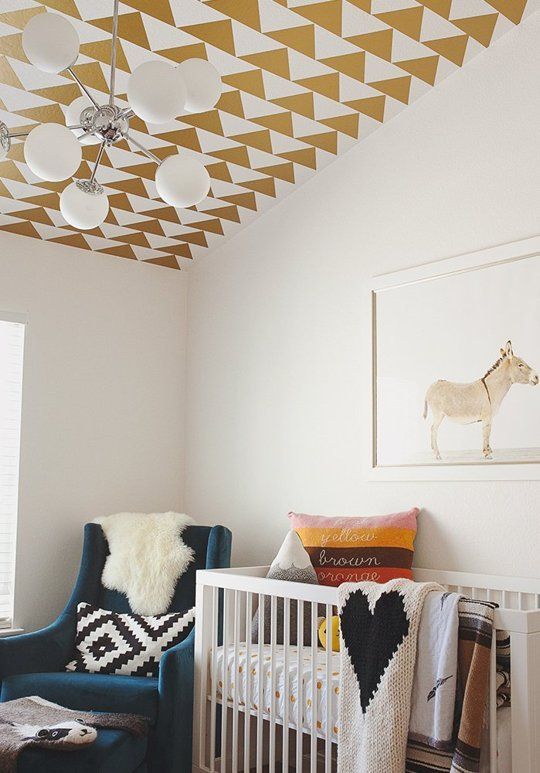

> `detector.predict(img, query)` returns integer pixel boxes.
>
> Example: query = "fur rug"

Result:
[94,512,194,614]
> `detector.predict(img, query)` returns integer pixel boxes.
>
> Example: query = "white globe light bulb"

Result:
[127,61,186,124]
[65,96,100,146]
[22,12,79,74]
[177,58,222,113]
[155,154,210,208]
[60,181,109,230]
[24,123,82,182]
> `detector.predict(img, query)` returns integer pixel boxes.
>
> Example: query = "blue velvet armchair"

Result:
[0,523,232,773]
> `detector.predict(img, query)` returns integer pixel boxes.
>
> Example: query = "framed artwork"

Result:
[366,236,540,481]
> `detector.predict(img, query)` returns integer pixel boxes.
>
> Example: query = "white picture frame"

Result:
[365,236,540,481]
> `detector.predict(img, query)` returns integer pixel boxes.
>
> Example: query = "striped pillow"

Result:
[288,509,418,587]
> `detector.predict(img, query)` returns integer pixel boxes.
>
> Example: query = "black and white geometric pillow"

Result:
[66,603,195,677]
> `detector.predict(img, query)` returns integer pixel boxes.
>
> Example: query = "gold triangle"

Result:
[0,7,43,30]
[19,104,66,124]
[53,233,89,250]
[396,55,438,85]
[0,34,26,62]
[243,49,290,80]
[205,0,261,31]
[108,193,133,212]
[190,218,224,234]
[161,243,193,259]
[181,110,224,136]
[415,0,450,18]
[100,243,137,260]
[255,163,294,183]
[41,1,81,20]
[6,142,24,163]
[32,83,80,106]
[183,20,236,56]
[0,221,41,239]
[368,75,411,104]
[180,230,208,247]
[241,177,277,197]
[144,206,181,224]
[10,207,53,226]
[147,255,181,269]
[278,147,317,169]
[158,43,207,64]
[230,129,272,153]
[252,111,293,137]
[0,180,12,198]
[294,0,342,36]
[347,0,372,10]
[221,192,257,210]
[376,7,423,41]
[211,146,251,168]
[216,90,245,119]
[345,95,385,121]
[297,132,337,154]
[122,162,159,181]
[128,219,165,236]
[347,29,393,61]
[268,25,315,58]
[206,162,232,183]
[113,231,150,248]
[0,55,24,89]
[107,177,149,197]
[223,70,265,99]
[0,160,27,183]
[70,62,110,94]
[121,0,174,25]
[80,39,130,73]
[483,0,526,24]
[320,113,359,139]
[155,128,202,153]
[23,192,59,209]
[452,14,498,47]
[320,52,365,82]
[295,73,339,101]
[424,35,468,66]
[201,204,240,223]
[272,92,314,119]
[91,12,149,51]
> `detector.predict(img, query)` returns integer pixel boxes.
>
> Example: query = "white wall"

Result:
[0,232,188,630]
[185,13,540,578]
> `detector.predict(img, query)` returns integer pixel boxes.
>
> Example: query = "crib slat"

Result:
[296,601,304,773]
[310,602,318,773]
[221,589,230,772]
[489,629,497,772]
[244,592,253,773]
[210,586,218,772]
[269,595,277,773]
[232,591,240,773]
[282,597,290,772]
[257,593,265,773]
[325,604,332,773]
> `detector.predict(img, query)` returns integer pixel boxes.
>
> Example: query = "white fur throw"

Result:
[94,512,194,615]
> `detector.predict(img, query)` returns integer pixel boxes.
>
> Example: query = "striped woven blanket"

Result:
[406,599,495,773]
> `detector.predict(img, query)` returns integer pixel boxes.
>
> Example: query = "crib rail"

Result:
[193,567,540,773]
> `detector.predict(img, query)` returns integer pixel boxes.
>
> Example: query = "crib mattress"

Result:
[212,643,512,771]
[214,643,340,741]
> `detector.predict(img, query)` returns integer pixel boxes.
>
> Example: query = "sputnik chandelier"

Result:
[0,1,222,230]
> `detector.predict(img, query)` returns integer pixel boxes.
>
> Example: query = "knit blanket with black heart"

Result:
[338,578,442,773]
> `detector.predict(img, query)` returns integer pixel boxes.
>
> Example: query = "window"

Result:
[0,313,25,628]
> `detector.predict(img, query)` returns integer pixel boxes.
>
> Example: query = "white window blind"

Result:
[0,314,25,627]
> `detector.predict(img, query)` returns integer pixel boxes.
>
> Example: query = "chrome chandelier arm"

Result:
[67,67,100,109]
[3,124,84,139]
[109,0,120,107]
[127,134,161,165]
[90,142,107,184]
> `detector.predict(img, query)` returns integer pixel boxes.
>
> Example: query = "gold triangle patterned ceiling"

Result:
[0,0,533,269]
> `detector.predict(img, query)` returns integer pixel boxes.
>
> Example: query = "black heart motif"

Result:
[339,589,410,713]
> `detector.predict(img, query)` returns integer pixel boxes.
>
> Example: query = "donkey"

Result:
[423,341,538,460]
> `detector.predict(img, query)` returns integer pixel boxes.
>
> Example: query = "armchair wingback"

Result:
[0,522,232,773]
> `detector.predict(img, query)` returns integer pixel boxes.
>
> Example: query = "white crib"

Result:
[193,566,540,773]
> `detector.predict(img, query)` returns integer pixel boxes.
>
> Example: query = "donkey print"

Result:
[424,341,538,460]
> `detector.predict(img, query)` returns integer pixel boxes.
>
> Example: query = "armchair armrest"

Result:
[0,612,75,679]
[154,627,195,773]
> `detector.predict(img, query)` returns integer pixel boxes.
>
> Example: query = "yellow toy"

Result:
[318,615,340,652]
